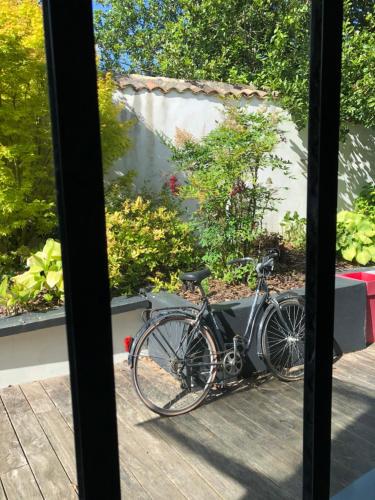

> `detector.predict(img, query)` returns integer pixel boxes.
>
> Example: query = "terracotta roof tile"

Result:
[117,74,269,99]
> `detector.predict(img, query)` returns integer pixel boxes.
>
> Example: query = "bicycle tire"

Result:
[261,297,305,381]
[132,314,218,416]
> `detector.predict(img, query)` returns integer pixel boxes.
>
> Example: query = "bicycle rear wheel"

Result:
[132,315,218,416]
[261,297,305,381]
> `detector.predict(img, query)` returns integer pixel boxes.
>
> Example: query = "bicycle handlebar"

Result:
[227,249,280,268]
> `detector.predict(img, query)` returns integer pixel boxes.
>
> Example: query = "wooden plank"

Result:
[222,381,348,492]
[1,464,42,500]
[20,345,372,500]
[116,416,186,500]
[116,369,246,498]
[23,381,151,498]
[169,374,303,495]
[0,398,27,475]
[42,377,154,499]
[348,345,375,363]
[262,377,375,450]
[118,462,151,500]
[254,377,375,491]
[346,350,375,370]
[1,385,76,499]
[41,377,74,429]
[0,480,6,500]
[333,357,375,388]
[115,390,219,499]
[20,383,77,485]
[192,395,302,499]
[117,368,285,500]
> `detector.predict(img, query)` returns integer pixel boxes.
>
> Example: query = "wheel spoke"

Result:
[263,300,305,380]
[133,316,217,415]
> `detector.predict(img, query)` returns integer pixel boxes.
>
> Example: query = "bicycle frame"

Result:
[193,273,273,357]
[130,261,302,369]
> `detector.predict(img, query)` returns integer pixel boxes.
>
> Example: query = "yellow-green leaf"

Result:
[46,270,62,289]
[342,245,356,261]
[356,249,372,266]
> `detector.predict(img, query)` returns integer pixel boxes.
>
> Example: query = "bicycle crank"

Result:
[223,350,243,377]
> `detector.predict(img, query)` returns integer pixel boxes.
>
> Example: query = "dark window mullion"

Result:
[42,1,121,498]
[303,1,344,499]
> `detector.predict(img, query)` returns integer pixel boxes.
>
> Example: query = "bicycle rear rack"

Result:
[142,305,201,324]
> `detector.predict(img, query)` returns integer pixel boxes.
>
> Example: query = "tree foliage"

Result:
[0,0,131,264]
[95,0,375,128]
[167,104,291,280]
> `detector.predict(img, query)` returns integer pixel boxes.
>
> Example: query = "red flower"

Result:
[230,180,245,197]
[169,175,179,195]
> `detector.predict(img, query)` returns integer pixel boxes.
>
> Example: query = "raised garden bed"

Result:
[0,295,150,388]
[149,271,369,374]
[178,249,359,304]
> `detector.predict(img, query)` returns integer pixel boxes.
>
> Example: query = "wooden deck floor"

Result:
[0,344,374,499]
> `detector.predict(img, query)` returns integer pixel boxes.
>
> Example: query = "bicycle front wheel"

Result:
[132,315,218,416]
[261,298,305,381]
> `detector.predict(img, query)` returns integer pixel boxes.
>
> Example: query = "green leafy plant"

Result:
[95,0,375,130]
[148,272,181,293]
[104,170,137,212]
[106,196,199,294]
[336,211,375,265]
[223,262,256,289]
[0,0,132,262]
[0,239,64,315]
[167,104,291,281]
[354,183,375,221]
[281,211,306,250]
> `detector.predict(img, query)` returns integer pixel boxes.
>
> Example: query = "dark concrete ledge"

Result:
[148,274,368,373]
[0,295,150,338]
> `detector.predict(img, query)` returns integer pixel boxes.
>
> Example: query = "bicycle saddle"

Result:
[180,268,211,283]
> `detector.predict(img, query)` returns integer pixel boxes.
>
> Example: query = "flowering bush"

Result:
[167,103,291,280]
[106,197,198,294]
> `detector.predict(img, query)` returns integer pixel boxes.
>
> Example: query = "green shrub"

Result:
[167,104,291,281]
[336,211,375,265]
[104,170,137,212]
[281,211,306,250]
[0,1,132,261]
[354,183,375,221]
[106,196,198,294]
[0,239,64,315]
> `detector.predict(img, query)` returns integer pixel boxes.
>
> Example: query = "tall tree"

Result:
[95,0,375,128]
[0,0,131,259]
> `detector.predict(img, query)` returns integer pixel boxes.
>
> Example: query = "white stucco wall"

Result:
[112,88,374,231]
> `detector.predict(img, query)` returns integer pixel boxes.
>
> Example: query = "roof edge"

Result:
[116,74,270,99]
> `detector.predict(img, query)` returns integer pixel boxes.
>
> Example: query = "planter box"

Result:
[147,275,367,374]
[339,272,375,344]
[0,295,150,388]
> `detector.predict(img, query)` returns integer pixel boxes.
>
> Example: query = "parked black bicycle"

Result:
[128,249,342,416]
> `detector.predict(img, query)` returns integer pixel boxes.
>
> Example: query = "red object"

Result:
[339,272,375,344]
[124,336,133,353]
[169,175,179,195]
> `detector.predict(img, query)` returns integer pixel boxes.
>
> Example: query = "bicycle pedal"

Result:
[213,382,225,390]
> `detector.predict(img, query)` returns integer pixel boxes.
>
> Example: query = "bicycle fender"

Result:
[273,291,304,303]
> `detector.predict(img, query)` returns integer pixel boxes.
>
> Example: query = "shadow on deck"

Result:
[0,345,374,499]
